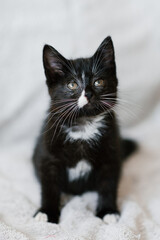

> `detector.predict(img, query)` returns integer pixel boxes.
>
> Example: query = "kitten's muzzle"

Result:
[85,91,93,100]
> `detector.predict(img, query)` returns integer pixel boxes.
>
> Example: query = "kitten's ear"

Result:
[43,45,68,86]
[93,36,115,70]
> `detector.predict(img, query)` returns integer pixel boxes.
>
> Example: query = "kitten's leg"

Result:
[34,164,61,223]
[96,165,120,222]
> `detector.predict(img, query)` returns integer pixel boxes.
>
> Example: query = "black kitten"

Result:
[33,36,137,223]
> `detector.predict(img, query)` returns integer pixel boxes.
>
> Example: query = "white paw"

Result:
[34,212,48,222]
[103,214,119,224]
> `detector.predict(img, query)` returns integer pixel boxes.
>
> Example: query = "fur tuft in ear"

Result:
[92,36,115,73]
[43,45,68,87]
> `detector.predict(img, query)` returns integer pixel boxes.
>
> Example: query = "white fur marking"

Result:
[82,71,85,82]
[68,159,92,181]
[65,115,106,142]
[78,90,88,108]
[103,214,119,224]
[35,212,48,222]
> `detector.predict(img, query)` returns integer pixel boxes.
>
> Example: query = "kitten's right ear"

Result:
[43,45,68,86]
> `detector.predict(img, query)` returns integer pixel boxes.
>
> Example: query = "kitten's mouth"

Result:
[80,99,95,109]
[77,90,88,109]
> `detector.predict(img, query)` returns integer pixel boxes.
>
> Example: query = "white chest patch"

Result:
[65,115,106,142]
[77,90,88,108]
[68,159,92,181]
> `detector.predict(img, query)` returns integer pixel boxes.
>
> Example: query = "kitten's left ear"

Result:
[93,36,115,70]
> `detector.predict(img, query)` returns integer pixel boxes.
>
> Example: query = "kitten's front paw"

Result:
[34,208,59,223]
[103,213,119,224]
[96,208,119,222]
[34,212,48,222]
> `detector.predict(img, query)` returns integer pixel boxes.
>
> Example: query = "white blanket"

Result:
[0,0,160,239]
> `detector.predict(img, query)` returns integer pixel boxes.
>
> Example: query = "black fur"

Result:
[32,36,137,223]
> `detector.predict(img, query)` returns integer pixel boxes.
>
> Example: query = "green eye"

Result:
[67,82,78,90]
[94,79,105,87]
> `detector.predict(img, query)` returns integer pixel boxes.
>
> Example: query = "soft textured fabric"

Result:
[0,0,160,239]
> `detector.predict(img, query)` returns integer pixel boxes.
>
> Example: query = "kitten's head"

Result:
[43,36,118,118]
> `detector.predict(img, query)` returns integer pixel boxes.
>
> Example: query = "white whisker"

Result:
[51,104,76,144]
[42,103,76,135]
[58,105,78,138]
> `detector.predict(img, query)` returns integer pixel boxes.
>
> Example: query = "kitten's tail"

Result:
[121,139,138,160]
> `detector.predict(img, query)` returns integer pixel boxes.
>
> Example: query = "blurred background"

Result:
[0,0,160,239]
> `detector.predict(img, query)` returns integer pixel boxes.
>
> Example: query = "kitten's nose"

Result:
[85,91,93,100]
